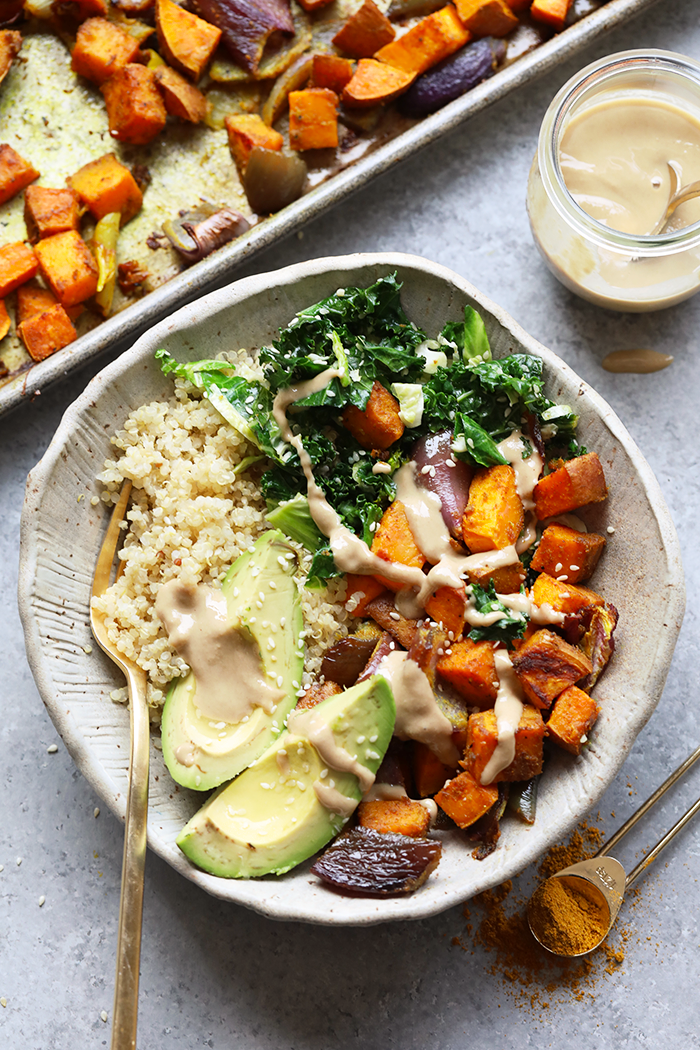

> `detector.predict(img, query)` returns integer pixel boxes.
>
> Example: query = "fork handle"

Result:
[111,664,150,1050]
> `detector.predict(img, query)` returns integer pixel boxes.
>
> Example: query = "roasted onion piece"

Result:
[194,0,294,73]
[320,634,380,687]
[311,826,442,897]
[163,204,250,262]
[412,429,474,538]
[242,147,307,215]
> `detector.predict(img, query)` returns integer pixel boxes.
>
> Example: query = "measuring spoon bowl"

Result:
[527,856,626,957]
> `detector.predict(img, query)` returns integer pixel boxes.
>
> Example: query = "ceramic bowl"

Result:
[18,252,685,925]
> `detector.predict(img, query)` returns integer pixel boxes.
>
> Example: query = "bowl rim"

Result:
[18,251,686,925]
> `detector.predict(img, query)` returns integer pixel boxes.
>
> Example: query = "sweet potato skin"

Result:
[342,58,415,108]
[371,500,426,590]
[0,242,39,297]
[71,18,142,85]
[288,88,339,151]
[0,144,39,206]
[530,523,606,584]
[154,65,207,123]
[342,380,404,448]
[225,113,284,175]
[357,797,431,837]
[34,230,99,308]
[435,769,498,827]
[465,705,546,783]
[68,153,143,224]
[102,64,168,145]
[437,638,498,708]
[375,5,469,76]
[0,298,10,340]
[462,464,524,553]
[546,684,599,755]
[332,0,395,58]
[510,627,592,709]
[24,186,80,243]
[0,29,21,84]
[18,303,77,362]
[534,452,607,520]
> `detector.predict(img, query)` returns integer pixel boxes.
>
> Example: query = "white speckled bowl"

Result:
[18,253,685,925]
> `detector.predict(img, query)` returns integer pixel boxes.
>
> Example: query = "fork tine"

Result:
[92,481,132,600]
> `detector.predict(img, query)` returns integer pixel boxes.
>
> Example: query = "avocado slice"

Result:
[160,531,304,791]
[177,675,396,878]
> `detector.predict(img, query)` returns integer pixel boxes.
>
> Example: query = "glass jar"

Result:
[527,50,700,312]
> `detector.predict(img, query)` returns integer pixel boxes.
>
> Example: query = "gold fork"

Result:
[90,481,150,1050]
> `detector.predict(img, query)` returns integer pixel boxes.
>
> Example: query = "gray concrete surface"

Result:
[3,0,700,1046]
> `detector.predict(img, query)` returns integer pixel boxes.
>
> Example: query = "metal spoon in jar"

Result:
[527,741,700,957]
[650,160,700,235]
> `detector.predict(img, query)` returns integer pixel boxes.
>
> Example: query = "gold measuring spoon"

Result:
[650,160,700,235]
[528,741,700,957]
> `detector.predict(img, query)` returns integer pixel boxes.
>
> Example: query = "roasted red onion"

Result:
[412,429,474,538]
[311,826,442,897]
[194,0,294,73]
[399,38,504,117]
[164,205,250,262]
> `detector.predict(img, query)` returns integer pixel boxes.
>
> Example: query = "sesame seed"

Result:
[94,808,100,818]
[357,735,366,744]
[607,526,615,534]
[277,676,284,688]
[38,896,45,907]
[369,735,378,743]
[258,591,266,602]
[555,562,563,573]
[47,744,58,754]
[194,775,201,787]
[570,564,580,571]
[269,580,277,590]
[389,611,401,621]
[100,1011,108,1023]
[421,464,431,474]
[0,998,6,1008]
[249,616,256,624]
[16,858,22,866]
[557,574,569,582]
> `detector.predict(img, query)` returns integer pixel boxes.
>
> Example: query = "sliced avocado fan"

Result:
[161,530,304,791]
[177,675,396,878]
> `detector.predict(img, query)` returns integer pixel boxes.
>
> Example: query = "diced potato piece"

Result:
[465,559,525,594]
[425,585,466,639]
[365,594,418,649]
[225,113,284,176]
[154,65,207,123]
[0,242,38,297]
[546,684,599,756]
[0,298,10,340]
[357,797,431,837]
[437,638,498,708]
[344,573,387,617]
[534,452,607,520]
[24,186,80,243]
[435,769,498,827]
[0,144,39,206]
[294,679,342,711]
[462,464,524,552]
[375,5,469,77]
[34,231,99,308]
[465,705,546,783]
[342,380,404,448]
[155,0,222,82]
[102,64,167,145]
[454,0,518,36]
[68,153,143,225]
[531,572,605,617]
[0,29,21,85]
[18,303,77,362]
[71,18,142,85]
[312,54,354,93]
[530,0,573,31]
[342,58,415,108]
[531,523,606,584]
[332,0,395,58]
[288,88,339,151]
[413,741,452,797]
[17,282,58,323]
[371,500,426,591]
[510,628,592,709]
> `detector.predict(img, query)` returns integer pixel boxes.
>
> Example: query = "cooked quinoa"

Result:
[94,359,349,709]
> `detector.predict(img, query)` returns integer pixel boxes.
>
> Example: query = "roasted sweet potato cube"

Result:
[531,572,605,617]
[0,144,39,206]
[24,186,80,243]
[18,303,77,362]
[17,282,58,323]
[435,769,498,827]
[510,628,592,709]
[68,153,143,224]
[465,559,525,595]
[462,464,524,553]
[344,573,387,617]
[534,452,607,520]
[311,54,354,93]
[357,797,431,838]
[425,585,466,639]
[413,741,452,797]
[465,705,546,784]
[546,684,599,756]
[365,594,418,649]
[371,500,426,590]
[0,29,21,85]
[375,5,469,77]
[288,88,339,151]
[453,0,518,36]
[437,638,498,708]
[71,18,142,85]
[530,0,573,31]
[294,679,342,711]
[34,231,98,308]
[332,0,395,58]
[0,242,38,297]
[155,0,221,82]
[154,65,207,123]
[102,64,167,145]
[342,58,415,108]
[225,113,284,176]
[531,523,606,584]
[342,380,404,449]
[0,298,10,340]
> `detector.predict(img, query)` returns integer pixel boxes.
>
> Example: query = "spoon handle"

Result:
[625,793,700,889]
[595,741,700,859]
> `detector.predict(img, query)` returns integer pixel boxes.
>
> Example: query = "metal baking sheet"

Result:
[0,0,660,417]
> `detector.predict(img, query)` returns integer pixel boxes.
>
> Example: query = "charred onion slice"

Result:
[320,635,380,688]
[412,429,474,538]
[194,0,294,73]
[163,204,250,261]
[311,826,442,897]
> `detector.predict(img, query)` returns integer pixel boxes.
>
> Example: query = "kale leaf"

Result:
[467,582,528,648]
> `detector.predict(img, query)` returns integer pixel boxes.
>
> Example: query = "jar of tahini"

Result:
[527,50,700,312]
